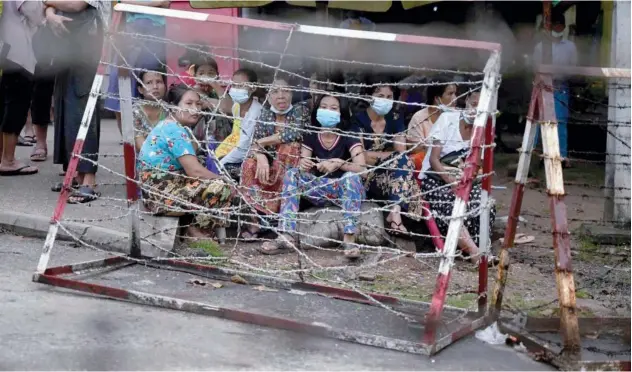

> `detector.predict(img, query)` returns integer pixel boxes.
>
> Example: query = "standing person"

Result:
[45,1,109,203]
[0,0,45,176]
[532,11,577,168]
[27,62,56,163]
[103,0,170,142]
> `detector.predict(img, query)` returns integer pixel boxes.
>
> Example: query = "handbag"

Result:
[426,148,478,184]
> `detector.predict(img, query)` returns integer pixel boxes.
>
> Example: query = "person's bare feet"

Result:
[186,225,214,241]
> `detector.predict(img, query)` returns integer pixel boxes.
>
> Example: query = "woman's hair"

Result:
[362,74,400,101]
[233,68,257,83]
[166,84,199,106]
[309,93,351,131]
[425,75,454,106]
[135,68,167,97]
[192,55,219,75]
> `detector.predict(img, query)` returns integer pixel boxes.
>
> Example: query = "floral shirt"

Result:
[133,103,167,139]
[250,102,309,158]
[138,120,196,173]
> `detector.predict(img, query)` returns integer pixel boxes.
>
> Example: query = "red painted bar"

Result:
[44,256,128,276]
[478,117,495,314]
[423,273,450,344]
[123,143,139,202]
[422,201,445,252]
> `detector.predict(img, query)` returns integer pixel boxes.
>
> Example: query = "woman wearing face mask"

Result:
[257,93,366,258]
[420,90,496,264]
[137,85,235,241]
[238,75,310,240]
[214,68,262,180]
[407,76,458,172]
[351,77,424,236]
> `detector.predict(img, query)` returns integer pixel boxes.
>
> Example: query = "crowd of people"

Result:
[8,0,568,264]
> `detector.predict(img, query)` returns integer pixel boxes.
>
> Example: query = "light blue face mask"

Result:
[229,88,250,104]
[270,104,292,115]
[461,110,476,125]
[316,108,341,128]
[371,97,393,116]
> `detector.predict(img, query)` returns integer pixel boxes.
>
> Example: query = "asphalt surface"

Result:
[0,232,553,371]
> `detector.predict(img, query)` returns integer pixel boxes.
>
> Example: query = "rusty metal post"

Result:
[489,84,540,321]
[538,74,581,359]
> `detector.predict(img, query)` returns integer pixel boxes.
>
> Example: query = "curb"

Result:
[0,211,177,257]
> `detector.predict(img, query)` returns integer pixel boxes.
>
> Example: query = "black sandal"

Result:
[68,186,101,204]
[387,220,408,237]
[17,136,33,147]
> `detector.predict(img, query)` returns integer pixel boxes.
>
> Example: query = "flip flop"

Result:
[0,165,38,176]
[499,233,535,245]
[51,179,79,192]
[17,136,33,147]
[342,242,361,259]
[67,186,101,204]
[387,220,408,237]
[30,147,48,162]
[23,135,37,143]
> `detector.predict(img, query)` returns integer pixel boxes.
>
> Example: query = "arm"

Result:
[119,0,170,7]
[393,134,407,152]
[178,155,221,180]
[44,1,88,12]
[299,146,315,172]
[18,1,46,27]
[428,140,456,186]
[340,144,366,175]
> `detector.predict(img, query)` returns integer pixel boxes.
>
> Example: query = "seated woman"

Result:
[133,69,168,152]
[407,76,457,172]
[420,90,496,263]
[239,75,310,240]
[137,85,235,240]
[351,77,424,236]
[215,68,262,180]
[257,94,366,258]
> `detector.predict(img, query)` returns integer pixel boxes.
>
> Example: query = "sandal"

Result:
[68,186,101,204]
[0,164,38,176]
[17,136,33,147]
[239,229,260,242]
[499,233,535,245]
[255,236,294,255]
[23,135,37,144]
[342,242,361,259]
[387,220,408,237]
[51,179,79,192]
[30,147,47,162]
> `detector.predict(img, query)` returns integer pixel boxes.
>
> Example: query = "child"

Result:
[133,69,168,152]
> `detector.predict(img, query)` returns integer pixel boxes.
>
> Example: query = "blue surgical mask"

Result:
[229,88,250,104]
[371,97,393,116]
[270,104,292,115]
[461,110,476,125]
[316,108,341,128]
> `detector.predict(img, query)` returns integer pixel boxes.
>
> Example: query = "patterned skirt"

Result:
[239,143,301,215]
[365,152,424,220]
[421,177,495,245]
[140,170,235,229]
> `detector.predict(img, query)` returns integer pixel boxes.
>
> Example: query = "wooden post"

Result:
[604,0,631,225]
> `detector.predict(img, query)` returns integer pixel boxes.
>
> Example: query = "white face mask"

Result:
[461,109,476,125]
[270,105,292,115]
[551,30,564,38]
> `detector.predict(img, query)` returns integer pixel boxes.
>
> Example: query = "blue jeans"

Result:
[534,86,569,158]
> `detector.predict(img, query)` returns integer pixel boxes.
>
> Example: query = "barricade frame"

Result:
[33,4,501,356]
[490,65,631,370]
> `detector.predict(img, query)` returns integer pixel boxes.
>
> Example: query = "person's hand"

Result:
[46,10,72,36]
[316,159,341,174]
[299,157,316,172]
[255,153,270,184]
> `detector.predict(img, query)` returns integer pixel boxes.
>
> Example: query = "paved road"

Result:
[0,232,552,371]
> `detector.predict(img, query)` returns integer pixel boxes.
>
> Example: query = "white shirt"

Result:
[0,1,45,74]
[419,111,470,179]
[219,99,263,166]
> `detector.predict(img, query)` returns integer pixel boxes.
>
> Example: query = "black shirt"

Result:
[302,132,362,178]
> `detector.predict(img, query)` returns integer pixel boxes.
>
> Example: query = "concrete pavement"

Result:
[0,232,552,370]
[0,121,177,256]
